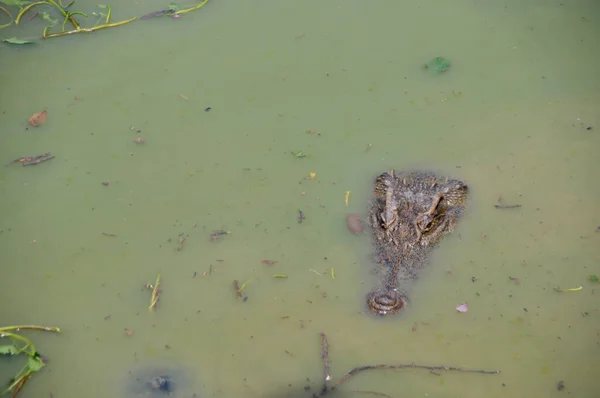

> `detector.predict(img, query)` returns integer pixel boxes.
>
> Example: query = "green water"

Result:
[1,0,599,397]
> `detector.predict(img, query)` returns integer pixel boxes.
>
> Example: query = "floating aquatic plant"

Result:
[0,325,61,397]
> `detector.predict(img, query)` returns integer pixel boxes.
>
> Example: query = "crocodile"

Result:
[366,170,468,315]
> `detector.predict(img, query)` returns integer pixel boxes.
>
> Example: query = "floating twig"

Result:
[316,332,500,396]
[261,259,278,266]
[22,154,54,166]
[352,390,392,398]
[320,332,332,394]
[234,279,251,301]
[148,273,161,311]
[553,286,583,293]
[273,274,288,279]
[494,196,521,209]
[210,230,231,242]
[233,280,242,300]
[177,233,186,251]
[494,204,521,209]
[297,209,305,224]
[101,232,117,237]
[8,153,54,166]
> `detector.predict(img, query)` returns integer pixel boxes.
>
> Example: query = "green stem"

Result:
[1,369,33,396]
[0,4,12,29]
[15,0,80,29]
[1,332,35,356]
[0,325,61,333]
[177,0,210,15]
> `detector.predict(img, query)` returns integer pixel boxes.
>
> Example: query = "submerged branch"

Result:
[316,332,500,396]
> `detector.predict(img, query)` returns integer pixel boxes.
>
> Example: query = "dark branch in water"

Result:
[494,204,521,209]
[320,333,331,394]
[316,332,500,397]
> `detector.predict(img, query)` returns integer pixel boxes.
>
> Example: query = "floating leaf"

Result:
[42,11,58,25]
[0,345,18,356]
[27,355,44,372]
[425,57,451,74]
[291,151,306,158]
[2,37,35,45]
[587,275,599,283]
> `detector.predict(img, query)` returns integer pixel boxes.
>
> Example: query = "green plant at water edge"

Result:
[1,0,210,38]
[0,325,61,398]
[14,1,137,38]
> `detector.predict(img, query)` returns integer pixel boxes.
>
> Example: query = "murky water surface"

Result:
[1,0,599,397]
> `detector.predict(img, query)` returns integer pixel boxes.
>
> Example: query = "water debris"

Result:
[273,274,288,279]
[297,209,305,224]
[28,110,47,127]
[308,171,316,180]
[495,196,522,209]
[554,286,583,293]
[344,191,350,206]
[316,332,500,397]
[210,230,231,242]
[508,276,521,286]
[456,303,468,313]
[320,332,332,392]
[587,275,599,283]
[330,268,335,280]
[201,264,213,277]
[234,279,251,301]
[8,153,54,166]
[147,273,161,311]
[424,56,451,74]
[494,204,521,209]
[291,151,306,158]
[261,259,278,266]
[176,234,186,251]
[101,232,117,237]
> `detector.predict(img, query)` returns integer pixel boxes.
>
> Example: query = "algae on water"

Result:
[425,57,451,74]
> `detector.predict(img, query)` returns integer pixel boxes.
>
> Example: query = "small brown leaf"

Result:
[261,259,278,266]
[28,110,47,127]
